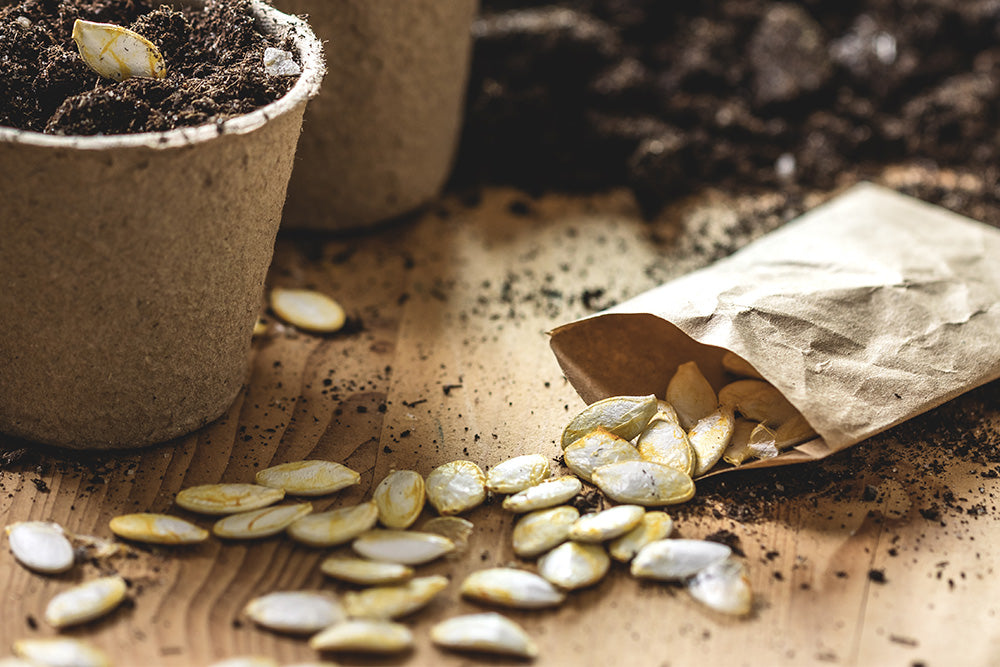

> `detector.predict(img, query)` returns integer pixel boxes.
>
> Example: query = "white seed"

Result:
[342,575,449,620]
[689,407,735,477]
[718,379,797,427]
[109,513,208,545]
[774,411,817,449]
[637,413,695,476]
[537,542,610,590]
[631,539,731,581]
[420,516,474,555]
[309,619,413,654]
[71,19,166,82]
[13,638,111,667]
[212,503,312,540]
[746,422,779,460]
[270,288,345,333]
[373,470,425,529]
[206,658,278,667]
[568,505,645,543]
[320,555,413,586]
[721,351,764,379]
[352,529,455,565]
[563,428,641,483]
[502,476,582,513]
[511,506,579,558]
[6,521,74,574]
[666,361,718,430]
[591,461,694,506]
[431,612,539,658]
[722,418,758,466]
[255,460,360,496]
[426,461,487,516]
[687,557,753,616]
[485,454,552,494]
[244,591,345,635]
[44,575,127,629]
[460,568,565,609]
[561,394,659,449]
[175,484,284,515]
[287,501,378,547]
[608,511,674,562]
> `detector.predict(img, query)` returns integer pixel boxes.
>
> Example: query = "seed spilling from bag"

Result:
[425,460,487,516]
[687,557,753,616]
[109,513,209,545]
[13,638,111,667]
[630,539,732,581]
[373,470,426,529]
[255,461,360,496]
[537,542,610,590]
[591,461,694,506]
[560,394,659,449]
[721,351,764,380]
[502,476,582,514]
[320,556,413,586]
[213,503,313,540]
[287,501,378,547]
[6,521,75,574]
[568,505,645,543]
[342,575,449,620]
[718,379,797,427]
[608,511,674,562]
[637,413,695,476]
[270,288,346,333]
[511,505,579,558]
[563,428,641,483]
[460,568,566,609]
[352,529,455,565]
[431,612,539,659]
[244,591,345,635]
[309,619,413,654]
[485,454,552,494]
[666,361,718,430]
[44,576,128,629]
[420,516,474,555]
[688,407,735,477]
[175,484,285,516]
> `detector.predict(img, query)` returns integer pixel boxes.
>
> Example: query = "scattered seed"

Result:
[425,461,486,516]
[44,575,127,629]
[13,638,111,667]
[309,619,413,654]
[320,555,413,586]
[175,484,284,516]
[722,419,758,466]
[718,379,797,427]
[687,557,753,616]
[560,394,659,449]
[244,591,345,635]
[563,428,641,483]
[287,501,378,548]
[109,513,208,545]
[568,505,645,543]
[666,361,718,430]
[511,506,579,558]
[71,19,166,82]
[689,407,735,477]
[460,568,565,609]
[270,288,345,333]
[591,461,694,506]
[502,476,582,514]
[746,422,779,460]
[631,539,731,581]
[352,530,455,565]
[5,521,74,574]
[343,576,449,620]
[608,511,674,562]
[636,413,696,476]
[485,454,552,494]
[721,351,764,379]
[537,542,610,590]
[255,461,360,496]
[373,470,425,529]
[420,516,474,555]
[212,503,312,540]
[431,612,539,659]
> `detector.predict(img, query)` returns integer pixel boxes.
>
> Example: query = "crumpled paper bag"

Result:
[549,183,1000,476]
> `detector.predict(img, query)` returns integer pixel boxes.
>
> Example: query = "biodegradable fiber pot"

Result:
[276,0,478,230]
[0,1,324,449]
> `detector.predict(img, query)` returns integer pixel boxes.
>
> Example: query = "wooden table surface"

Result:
[2,180,999,667]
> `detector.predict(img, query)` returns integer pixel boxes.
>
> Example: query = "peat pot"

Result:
[0,0,324,449]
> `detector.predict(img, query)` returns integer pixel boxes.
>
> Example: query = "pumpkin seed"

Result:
[502,476,582,514]
[270,288,346,333]
[287,501,378,547]
[206,659,278,667]
[244,591,345,635]
[746,422,779,460]
[460,568,565,609]
[175,484,284,516]
[109,513,209,545]
[342,575,449,620]
[630,539,731,581]
[309,619,413,654]
[212,503,312,540]
[608,511,674,562]
[568,505,644,543]
[666,361,718,430]
[71,19,166,82]
[689,407,735,477]
[721,351,764,379]
[721,419,758,466]
[431,612,539,659]
[537,542,610,590]
[320,555,413,586]
[591,461,694,506]
[420,516,474,555]
[255,460,360,496]
[252,317,268,337]
[485,454,552,494]
[718,379,797,427]
[563,428,641,483]
[44,575,127,629]
[560,394,658,449]
[774,412,817,449]
[0,658,36,667]
[687,557,753,616]
[352,529,455,565]
[12,638,110,667]
[511,506,579,558]
[5,521,74,574]
[636,415,695,476]
[373,470,425,529]
[425,460,486,516]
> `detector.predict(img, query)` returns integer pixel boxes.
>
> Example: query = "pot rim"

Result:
[0,0,325,150]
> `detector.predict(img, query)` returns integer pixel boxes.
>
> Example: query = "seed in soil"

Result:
[687,557,753,616]
[5,521,74,574]
[352,529,455,565]
[212,503,312,540]
[666,361,718,430]
[373,470,426,529]
[460,568,565,609]
[425,460,487,516]
[511,505,579,558]
[72,19,166,82]
[44,575,128,629]
[175,484,284,516]
[287,501,378,548]
[502,476,582,513]
[591,461,695,506]
[637,413,696,476]
[320,556,413,586]
[308,619,413,654]
[537,542,610,590]
[270,288,346,333]
[485,454,552,494]
[630,539,732,581]
[568,505,645,543]
[255,461,360,497]
[109,513,209,545]
[608,511,674,563]
[244,591,345,635]
[13,638,110,667]
[561,394,658,449]
[689,407,735,477]
[420,516,474,555]
[431,612,539,659]
[563,427,641,483]
[342,575,449,620]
